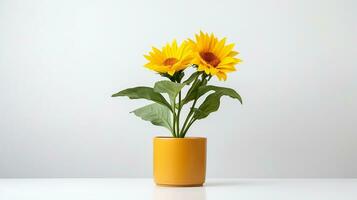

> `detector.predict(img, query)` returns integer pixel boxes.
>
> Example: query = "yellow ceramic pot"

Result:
[153,137,206,187]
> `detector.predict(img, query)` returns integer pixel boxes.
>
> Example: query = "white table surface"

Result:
[0,178,356,200]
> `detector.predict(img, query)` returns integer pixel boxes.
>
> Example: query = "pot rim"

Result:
[154,136,206,140]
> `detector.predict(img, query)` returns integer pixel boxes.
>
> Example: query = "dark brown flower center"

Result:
[200,52,220,67]
[163,58,178,66]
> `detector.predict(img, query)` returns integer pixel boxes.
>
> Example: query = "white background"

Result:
[0,0,356,178]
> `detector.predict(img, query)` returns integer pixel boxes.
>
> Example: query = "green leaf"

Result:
[112,87,171,110]
[198,85,243,104]
[177,71,185,82]
[193,86,243,120]
[131,103,172,131]
[193,93,221,119]
[154,80,185,103]
[183,71,200,85]
[180,79,209,105]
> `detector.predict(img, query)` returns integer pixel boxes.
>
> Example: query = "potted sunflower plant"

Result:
[112,31,242,186]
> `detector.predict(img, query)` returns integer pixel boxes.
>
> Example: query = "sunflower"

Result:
[144,40,193,76]
[188,31,241,80]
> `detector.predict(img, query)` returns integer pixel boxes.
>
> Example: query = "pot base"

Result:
[156,183,203,187]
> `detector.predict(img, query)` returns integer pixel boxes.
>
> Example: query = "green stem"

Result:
[180,75,206,137]
[176,91,182,136]
[186,75,199,97]
[181,112,194,136]
[180,91,198,137]
[180,74,211,137]
[172,100,177,137]
[179,76,199,137]
[182,118,197,137]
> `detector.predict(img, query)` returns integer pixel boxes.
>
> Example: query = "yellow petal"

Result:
[204,66,211,74]
[228,51,239,57]
[210,67,218,75]
[216,72,227,81]
[218,43,235,59]
[220,57,239,65]
[213,37,226,55]
[168,69,175,76]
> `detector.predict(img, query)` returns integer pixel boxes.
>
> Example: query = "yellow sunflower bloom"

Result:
[144,40,193,76]
[188,31,242,80]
